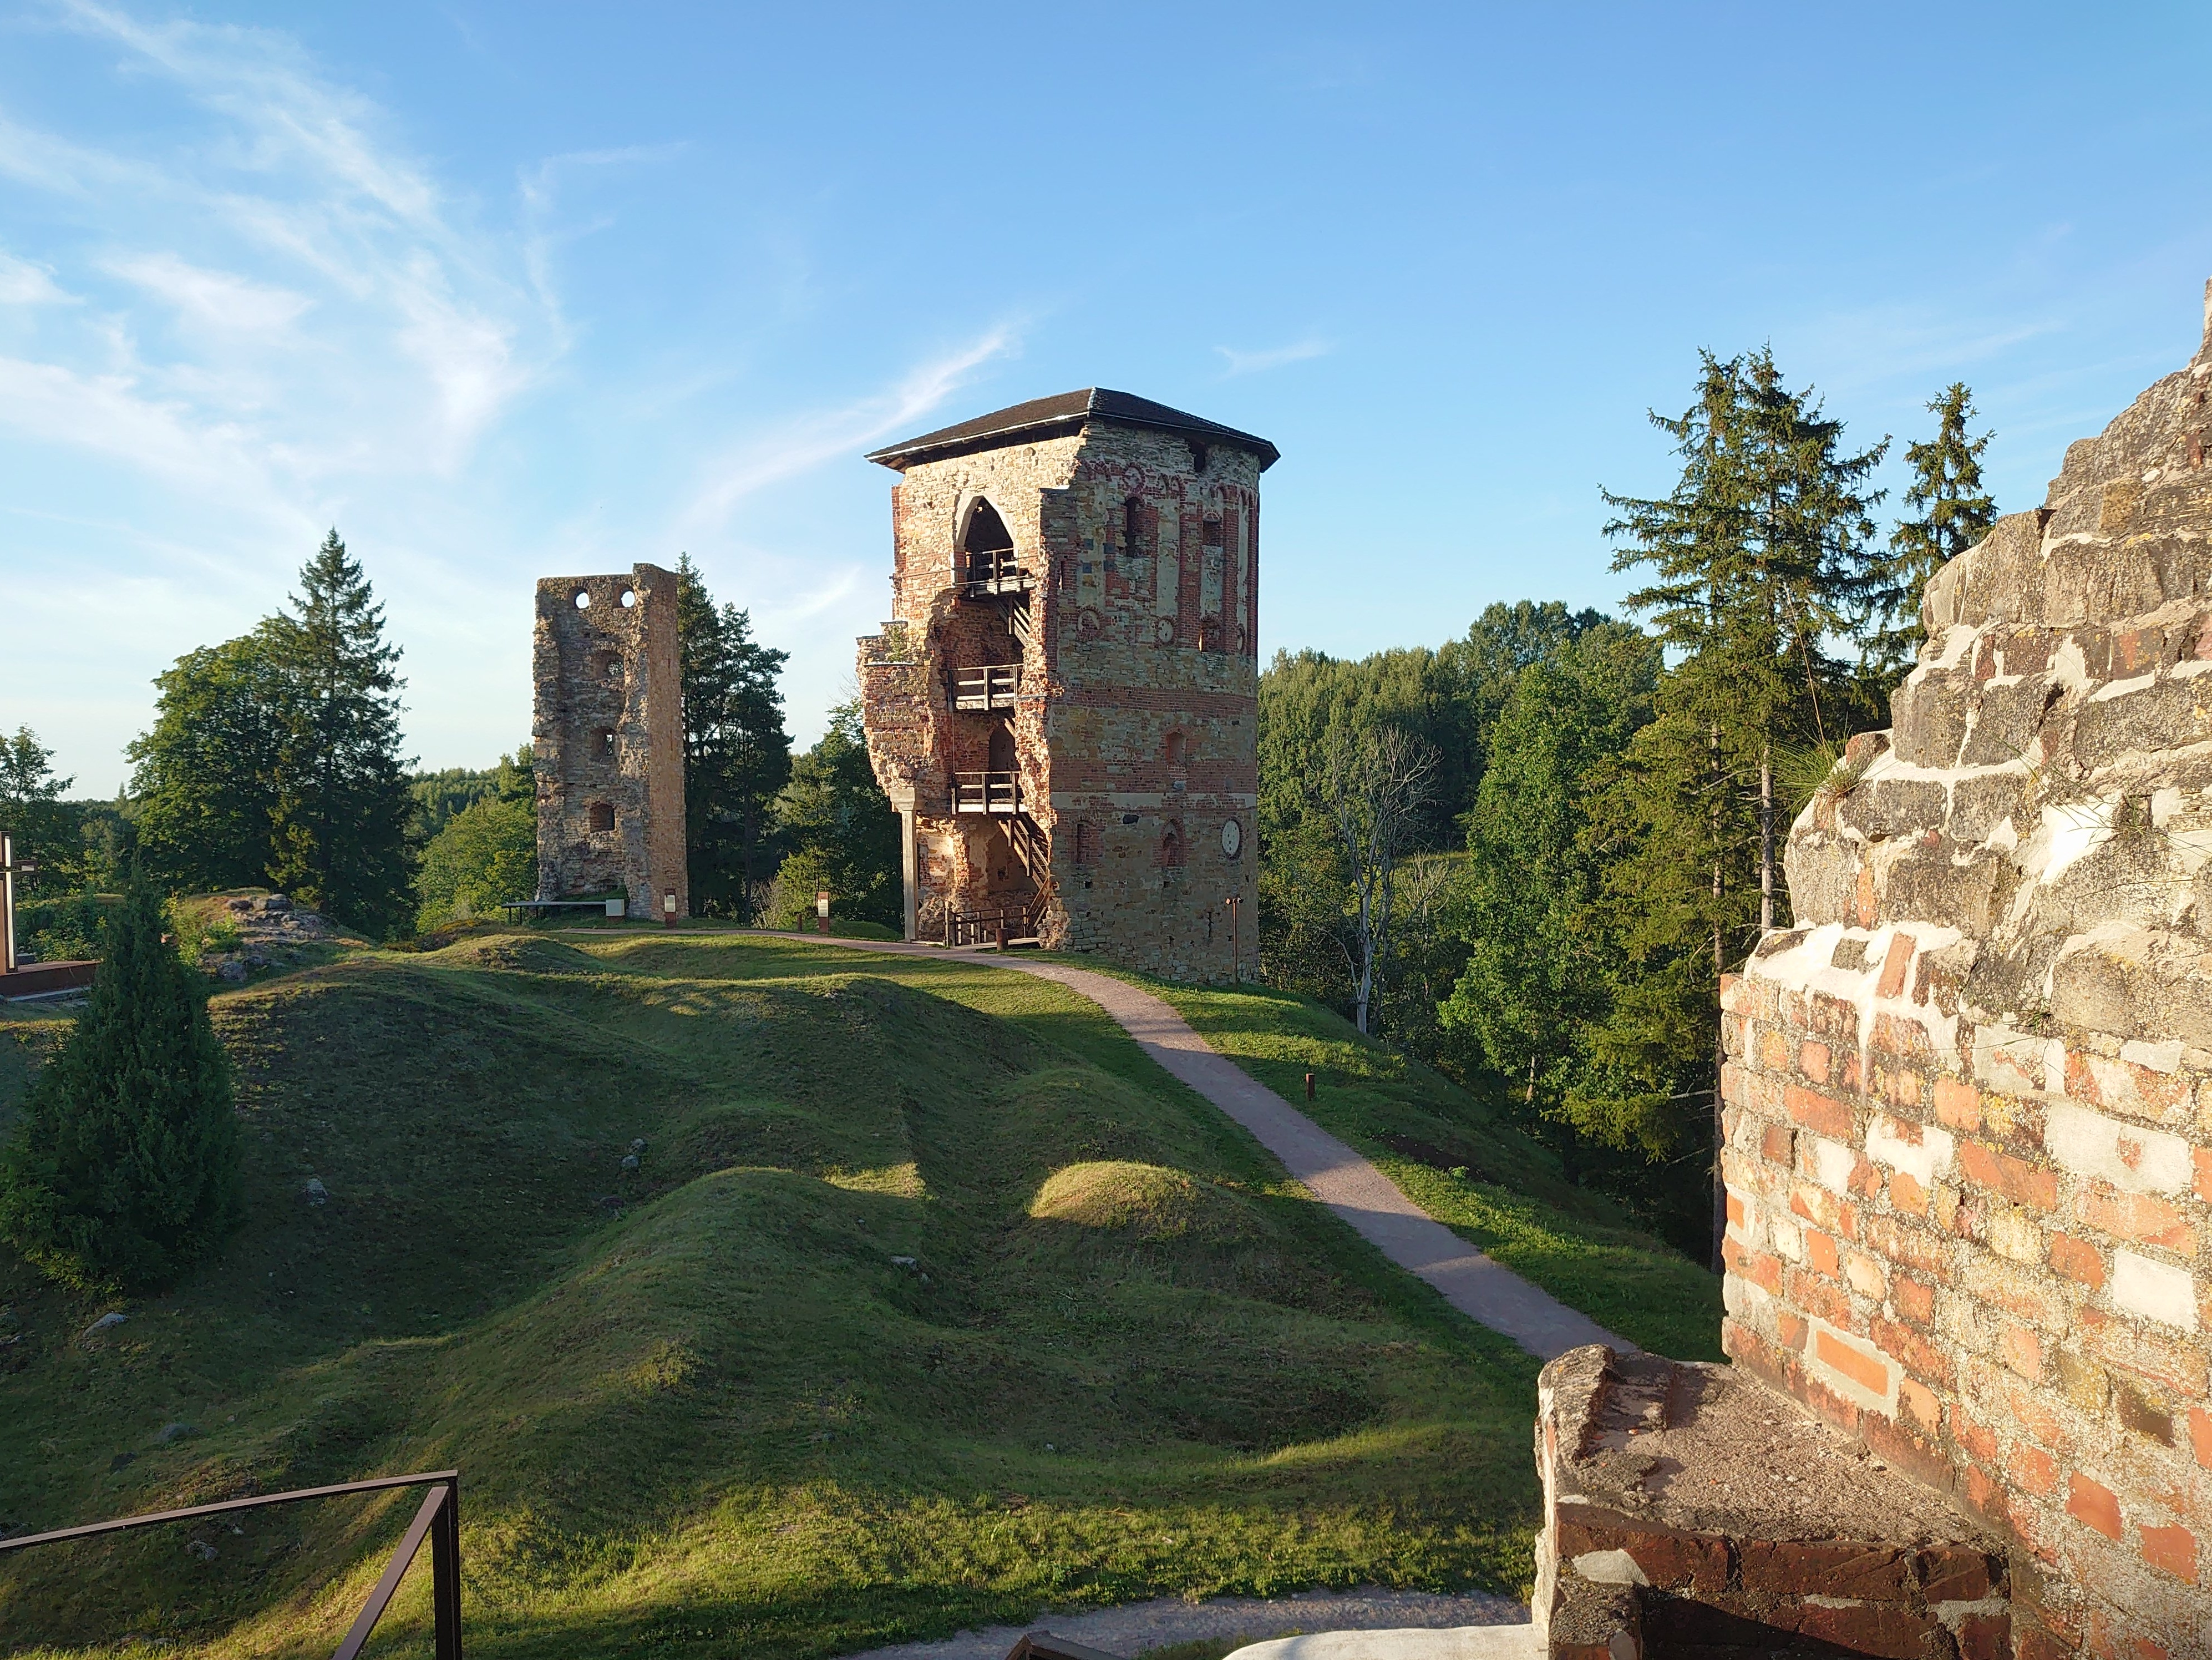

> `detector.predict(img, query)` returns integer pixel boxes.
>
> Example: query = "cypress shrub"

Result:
[0,882,241,1292]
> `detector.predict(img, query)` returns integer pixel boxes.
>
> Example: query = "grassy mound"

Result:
[0,934,1547,1659]
[1028,1161,1256,1242]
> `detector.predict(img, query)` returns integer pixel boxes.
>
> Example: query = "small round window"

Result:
[574,589,592,609]
[618,588,636,609]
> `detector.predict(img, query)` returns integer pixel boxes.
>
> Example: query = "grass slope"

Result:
[2,934,1545,1659]
[1080,971,1723,1363]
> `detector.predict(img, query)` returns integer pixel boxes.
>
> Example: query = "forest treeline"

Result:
[1260,362,1993,1252]
[3,547,902,953]
[2,350,1994,1258]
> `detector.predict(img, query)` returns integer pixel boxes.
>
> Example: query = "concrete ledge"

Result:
[1226,1628,1539,1660]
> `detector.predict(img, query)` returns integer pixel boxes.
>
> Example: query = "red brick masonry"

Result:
[1534,1345,2012,1659]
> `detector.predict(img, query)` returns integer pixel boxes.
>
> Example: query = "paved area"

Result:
[764,934,1624,1359]
[838,1588,1531,1660]
[1228,1629,1540,1660]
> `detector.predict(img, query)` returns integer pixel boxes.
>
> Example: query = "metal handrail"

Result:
[952,771,1022,814]
[951,664,1020,711]
[0,1470,462,1659]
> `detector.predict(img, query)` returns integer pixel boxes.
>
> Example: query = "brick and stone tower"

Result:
[531,563,687,919]
[856,389,1274,980]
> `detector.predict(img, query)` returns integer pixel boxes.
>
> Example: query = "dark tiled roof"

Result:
[865,388,1279,471]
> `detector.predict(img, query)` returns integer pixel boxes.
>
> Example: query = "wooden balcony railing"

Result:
[952,771,1023,814]
[963,548,1032,596]
[946,898,1037,948]
[952,664,1020,711]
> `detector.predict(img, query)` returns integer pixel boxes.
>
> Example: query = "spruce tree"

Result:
[0,879,241,1292]
[266,531,415,935]
[677,555,792,920]
[1859,382,1995,681]
[1594,348,1885,1264]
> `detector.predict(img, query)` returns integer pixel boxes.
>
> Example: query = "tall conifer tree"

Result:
[265,531,414,935]
[1594,348,1885,1264]
[1859,383,1995,680]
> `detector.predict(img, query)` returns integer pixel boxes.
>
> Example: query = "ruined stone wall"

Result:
[858,419,1259,981]
[532,564,687,918]
[1721,286,2212,1657]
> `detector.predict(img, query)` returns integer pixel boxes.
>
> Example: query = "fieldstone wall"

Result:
[531,564,687,918]
[858,416,1260,981]
[1720,285,2212,1657]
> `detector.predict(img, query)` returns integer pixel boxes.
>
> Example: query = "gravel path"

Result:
[767,933,1623,1360]
[836,1587,1532,1660]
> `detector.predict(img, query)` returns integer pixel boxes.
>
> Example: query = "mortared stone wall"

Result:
[531,563,687,919]
[1720,284,2212,1656]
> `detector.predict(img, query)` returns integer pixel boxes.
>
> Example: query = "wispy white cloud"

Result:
[0,251,73,305]
[1216,336,1332,376]
[16,0,561,477]
[105,252,311,333]
[1788,306,2063,396]
[681,324,1021,533]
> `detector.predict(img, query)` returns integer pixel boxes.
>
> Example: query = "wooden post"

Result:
[1,833,15,976]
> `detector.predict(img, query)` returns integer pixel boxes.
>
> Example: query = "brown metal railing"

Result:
[945,899,1036,948]
[962,548,1032,595]
[0,1470,463,1658]
[952,771,1022,814]
[951,664,1020,711]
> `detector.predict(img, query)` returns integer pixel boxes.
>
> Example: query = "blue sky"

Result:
[3,2,2210,793]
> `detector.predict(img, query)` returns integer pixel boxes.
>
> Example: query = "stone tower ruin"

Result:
[855,389,1272,979]
[1534,283,2212,1658]
[531,563,687,919]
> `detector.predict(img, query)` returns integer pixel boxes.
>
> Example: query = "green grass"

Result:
[1,933,1550,1659]
[1068,969,1722,1364]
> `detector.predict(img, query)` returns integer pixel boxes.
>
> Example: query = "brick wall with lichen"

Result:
[1721,284,2212,1658]
[856,416,1259,980]
[531,564,687,918]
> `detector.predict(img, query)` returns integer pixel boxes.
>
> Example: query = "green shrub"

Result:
[0,880,242,1292]
[415,795,537,932]
[16,890,123,963]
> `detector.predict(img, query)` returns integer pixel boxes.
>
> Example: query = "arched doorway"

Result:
[963,499,1015,586]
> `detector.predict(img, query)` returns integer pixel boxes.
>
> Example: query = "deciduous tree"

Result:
[0,727,83,895]
[677,555,792,920]
[1316,723,1438,1037]
[769,701,901,930]
[129,632,293,896]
